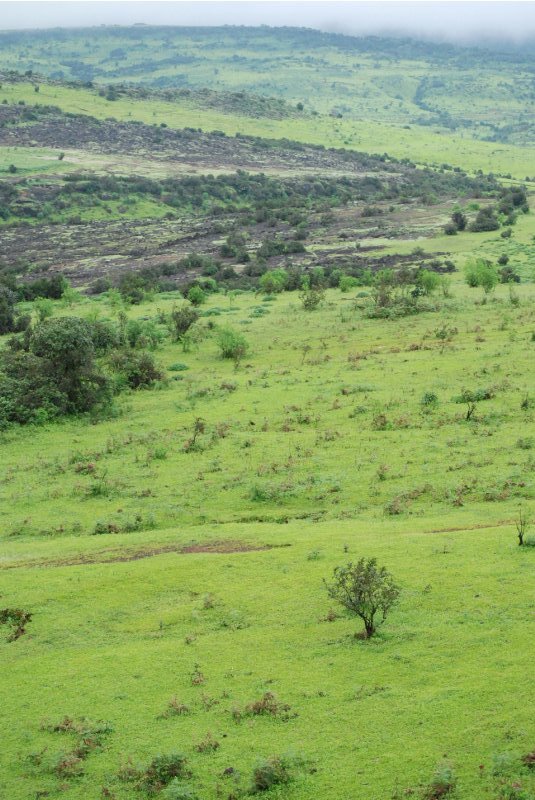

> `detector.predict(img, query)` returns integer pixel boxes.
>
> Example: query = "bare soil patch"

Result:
[0,540,289,570]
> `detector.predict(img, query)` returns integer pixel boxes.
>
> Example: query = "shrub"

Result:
[216,326,249,363]
[251,754,305,793]
[454,388,494,404]
[421,392,439,408]
[0,286,16,334]
[422,763,456,799]
[516,508,530,546]
[0,317,111,427]
[469,205,500,232]
[299,278,325,310]
[140,754,191,794]
[33,297,54,322]
[451,210,467,230]
[187,286,206,306]
[339,275,359,292]
[465,259,499,293]
[500,265,521,284]
[0,608,32,641]
[244,692,292,719]
[125,319,163,350]
[193,732,220,753]
[110,350,164,389]
[416,269,440,296]
[259,269,288,293]
[160,697,190,718]
[118,272,150,304]
[324,558,400,638]
[90,318,121,353]
[53,752,84,778]
[170,305,199,341]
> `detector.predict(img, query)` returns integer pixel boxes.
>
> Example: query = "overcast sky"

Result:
[0,1,534,43]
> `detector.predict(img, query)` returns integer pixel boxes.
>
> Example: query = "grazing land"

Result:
[0,24,533,800]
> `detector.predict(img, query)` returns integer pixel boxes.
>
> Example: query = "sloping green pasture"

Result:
[1,279,534,800]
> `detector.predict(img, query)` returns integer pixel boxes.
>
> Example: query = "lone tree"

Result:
[324,558,400,638]
[170,304,199,342]
[516,507,529,546]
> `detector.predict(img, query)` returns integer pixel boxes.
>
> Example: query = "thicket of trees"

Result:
[445,186,528,235]
[0,148,505,224]
[0,315,164,428]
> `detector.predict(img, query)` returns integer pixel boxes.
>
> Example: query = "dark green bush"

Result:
[109,350,164,389]
[140,753,191,794]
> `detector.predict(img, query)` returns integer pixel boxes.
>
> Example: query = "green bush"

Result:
[421,391,439,408]
[139,753,191,794]
[0,317,111,427]
[464,259,499,293]
[259,268,288,293]
[216,326,249,361]
[187,286,206,306]
[251,754,305,793]
[422,763,456,799]
[339,275,359,292]
[170,305,199,341]
[109,350,164,389]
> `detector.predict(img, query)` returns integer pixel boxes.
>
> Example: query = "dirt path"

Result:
[0,540,290,571]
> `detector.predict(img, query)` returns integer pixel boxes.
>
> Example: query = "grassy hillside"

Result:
[0,23,534,800]
[1,77,534,179]
[1,281,535,800]
[1,25,534,145]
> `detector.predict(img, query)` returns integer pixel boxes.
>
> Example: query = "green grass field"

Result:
[1,275,535,799]
[0,23,534,800]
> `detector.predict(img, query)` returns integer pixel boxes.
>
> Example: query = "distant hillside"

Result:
[0,25,534,144]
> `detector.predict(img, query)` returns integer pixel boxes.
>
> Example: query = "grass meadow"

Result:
[1,271,535,799]
[0,26,534,800]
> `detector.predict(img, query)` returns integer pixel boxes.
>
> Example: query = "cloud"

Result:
[0,1,534,43]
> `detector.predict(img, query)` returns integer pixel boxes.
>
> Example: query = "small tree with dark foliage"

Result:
[170,304,199,342]
[324,558,400,638]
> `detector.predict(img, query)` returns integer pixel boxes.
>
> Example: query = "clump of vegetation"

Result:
[516,508,534,547]
[0,316,111,427]
[159,697,191,718]
[259,268,288,294]
[299,278,325,311]
[170,305,199,342]
[161,781,199,800]
[193,732,220,753]
[36,716,114,780]
[324,558,400,638]
[367,267,440,318]
[109,349,164,389]
[421,763,457,799]
[465,258,499,293]
[241,691,294,720]
[136,753,191,794]
[250,753,307,793]
[0,607,32,641]
[216,326,249,364]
